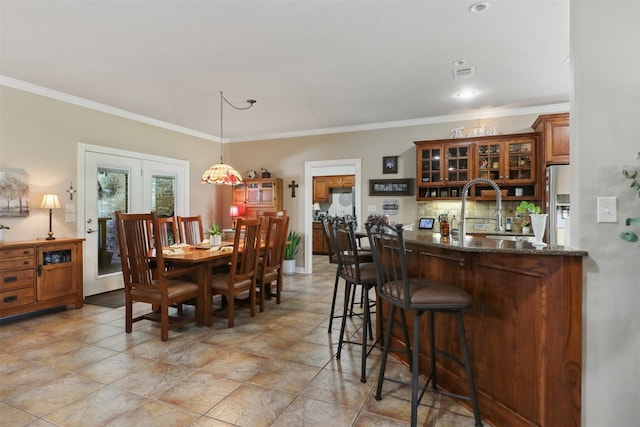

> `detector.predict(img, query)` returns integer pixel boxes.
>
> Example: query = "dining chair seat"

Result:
[130,279,199,300]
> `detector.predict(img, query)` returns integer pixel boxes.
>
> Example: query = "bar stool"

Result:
[332,216,379,383]
[323,215,372,333]
[365,221,482,427]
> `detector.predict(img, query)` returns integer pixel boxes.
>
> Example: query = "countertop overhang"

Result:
[402,231,588,256]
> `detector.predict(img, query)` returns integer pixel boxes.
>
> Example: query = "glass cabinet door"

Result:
[445,144,471,184]
[476,143,502,181]
[506,139,535,182]
[419,146,442,184]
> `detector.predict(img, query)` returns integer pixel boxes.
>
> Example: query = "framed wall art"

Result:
[383,156,398,174]
[369,178,414,196]
[0,168,30,217]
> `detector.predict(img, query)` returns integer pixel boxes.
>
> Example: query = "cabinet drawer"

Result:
[0,257,35,271]
[0,268,35,291]
[0,287,35,310]
[0,247,35,259]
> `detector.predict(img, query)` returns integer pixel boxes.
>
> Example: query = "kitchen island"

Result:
[379,232,587,427]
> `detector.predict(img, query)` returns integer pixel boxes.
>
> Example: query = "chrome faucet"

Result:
[459,177,504,239]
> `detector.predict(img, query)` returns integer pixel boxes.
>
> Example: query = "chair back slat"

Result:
[146,215,179,247]
[262,216,290,275]
[332,217,362,284]
[116,211,162,289]
[366,220,410,309]
[230,217,263,282]
[178,215,204,245]
[321,215,338,262]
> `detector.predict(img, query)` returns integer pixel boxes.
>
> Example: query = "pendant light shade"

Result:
[202,91,256,185]
[202,163,243,185]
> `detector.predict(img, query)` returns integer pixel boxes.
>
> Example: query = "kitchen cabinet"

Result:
[416,141,473,199]
[232,178,283,220]
[312,222,327,254]
[533,112,570,165]
[415,133,540,201]
[313,177,329,203]
[327,175,355,188]
[0,238,84,319]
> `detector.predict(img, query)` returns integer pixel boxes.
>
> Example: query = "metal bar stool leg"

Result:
[375,304,396,400]
[336,280,352,360]
[410,311,422,427]
[457,311,482,427]
[428,311,437,390]
[327,267,341,333]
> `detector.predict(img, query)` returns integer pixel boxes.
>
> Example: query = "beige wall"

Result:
[0,86,225,239]
[228,115,538,233]
[572,2,639,425]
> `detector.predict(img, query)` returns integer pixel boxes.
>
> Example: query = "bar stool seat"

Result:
[366,220,482,427]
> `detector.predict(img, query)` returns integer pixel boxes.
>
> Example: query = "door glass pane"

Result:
[97,168,128,276]
[152,175,176,217]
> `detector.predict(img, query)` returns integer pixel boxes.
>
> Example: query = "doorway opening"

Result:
[304,159,362,274]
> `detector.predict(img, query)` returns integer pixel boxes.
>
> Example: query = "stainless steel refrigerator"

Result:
[545,164,571,246]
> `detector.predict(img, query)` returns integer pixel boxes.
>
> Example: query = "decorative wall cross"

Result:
[288,180,299,197]
[66,181,76,200]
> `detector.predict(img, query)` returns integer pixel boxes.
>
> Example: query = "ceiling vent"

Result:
[452,66,475,80]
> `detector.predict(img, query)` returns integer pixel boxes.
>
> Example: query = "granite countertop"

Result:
[403,231,588,256]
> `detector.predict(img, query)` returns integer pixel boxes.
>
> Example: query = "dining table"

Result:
[162,244,234,327]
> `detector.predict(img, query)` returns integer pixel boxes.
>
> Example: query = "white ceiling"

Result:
[0,0,570,142]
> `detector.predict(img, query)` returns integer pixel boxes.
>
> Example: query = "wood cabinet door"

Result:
[341,175,355,187]
[504,138,536,184]
[313,177,329,202]
[37,243,78,301]
[444,143,472,184]
[417,144,444,185]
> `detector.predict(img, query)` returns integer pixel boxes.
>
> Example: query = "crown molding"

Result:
[2,75,568,144]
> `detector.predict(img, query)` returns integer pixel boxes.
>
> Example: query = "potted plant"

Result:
[283,230,301,275]
[207,223,223,247]
[0,224,9,243]
[516,201,547,245]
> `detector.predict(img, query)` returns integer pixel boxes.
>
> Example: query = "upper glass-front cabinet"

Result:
[415,133,539,201]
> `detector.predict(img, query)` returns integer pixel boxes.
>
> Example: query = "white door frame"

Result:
[77,143,190,296]
[304,158,361,274]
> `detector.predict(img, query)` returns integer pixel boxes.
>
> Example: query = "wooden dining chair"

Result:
[256,215,289,312]
[210,217,264,327]
[147,215,179,247]
[177,215,204,245]
[115,211,203,341]
[262,210,287,217]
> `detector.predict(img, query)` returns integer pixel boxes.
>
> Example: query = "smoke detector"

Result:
[452,66,475,80]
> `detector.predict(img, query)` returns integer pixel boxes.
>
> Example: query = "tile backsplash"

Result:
[417,200,526,233]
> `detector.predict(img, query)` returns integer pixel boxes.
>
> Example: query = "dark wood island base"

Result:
[378,232,587,427]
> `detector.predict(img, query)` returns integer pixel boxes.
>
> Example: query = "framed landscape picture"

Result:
[0,168,30,217]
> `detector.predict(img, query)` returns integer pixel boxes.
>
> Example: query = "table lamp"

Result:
[40,194,61,240]
[312,203,321,220]
[229,205,239,229]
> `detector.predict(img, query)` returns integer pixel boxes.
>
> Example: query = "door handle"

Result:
[87,228,97,234]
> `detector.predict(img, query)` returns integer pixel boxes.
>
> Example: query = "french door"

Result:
[79,144,189,296]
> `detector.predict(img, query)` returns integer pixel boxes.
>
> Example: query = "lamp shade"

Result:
[40,194,61,209]
[312,203,321,211]
[201,163,243,185]
[229,205,239,217]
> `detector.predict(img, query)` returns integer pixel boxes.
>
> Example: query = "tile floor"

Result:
[0,256,485,427]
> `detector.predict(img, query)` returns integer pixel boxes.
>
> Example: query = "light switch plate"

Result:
[596,196,617,223]
[65,204,75,213]
[65,213,76,223]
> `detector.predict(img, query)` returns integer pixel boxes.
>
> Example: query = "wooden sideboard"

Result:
[0,238,84,318]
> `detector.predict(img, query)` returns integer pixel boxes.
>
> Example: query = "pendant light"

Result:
[202,91,256,185]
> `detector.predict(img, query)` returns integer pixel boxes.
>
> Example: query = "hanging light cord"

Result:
[219,91,256,162]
